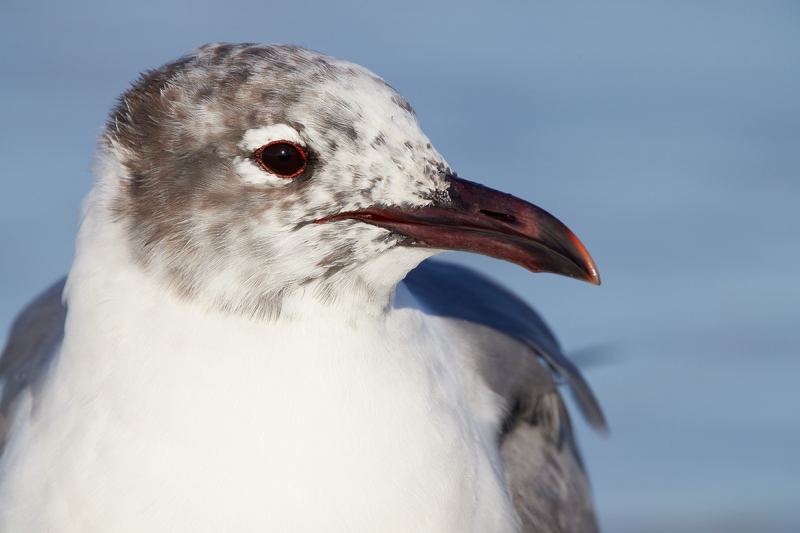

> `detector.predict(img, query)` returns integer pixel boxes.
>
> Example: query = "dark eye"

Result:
[254,141,307,178]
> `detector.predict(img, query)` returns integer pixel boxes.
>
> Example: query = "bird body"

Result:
[0,44,603,532]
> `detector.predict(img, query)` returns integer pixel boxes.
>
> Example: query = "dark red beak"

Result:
[317,174,600,285]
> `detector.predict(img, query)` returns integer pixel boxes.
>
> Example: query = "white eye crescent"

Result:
[236,124,307,185]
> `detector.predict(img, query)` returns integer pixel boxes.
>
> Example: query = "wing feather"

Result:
[0,277,67,451]
[403,259,603,533]
[404,259,606,432]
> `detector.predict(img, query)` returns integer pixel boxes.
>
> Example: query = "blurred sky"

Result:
[1,1,799,531]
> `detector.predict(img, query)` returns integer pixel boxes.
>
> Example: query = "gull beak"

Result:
[317,174,600,285]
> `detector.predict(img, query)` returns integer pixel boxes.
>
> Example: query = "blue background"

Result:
[2,1,799,531]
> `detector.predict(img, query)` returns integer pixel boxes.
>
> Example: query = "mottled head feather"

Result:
[93,44,452,319]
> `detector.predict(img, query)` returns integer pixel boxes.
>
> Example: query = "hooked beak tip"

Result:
[568,232,601,285]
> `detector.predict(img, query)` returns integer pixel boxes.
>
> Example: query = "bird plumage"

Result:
[0,43,603,532]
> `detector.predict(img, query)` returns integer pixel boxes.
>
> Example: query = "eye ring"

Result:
[254,141,308,179]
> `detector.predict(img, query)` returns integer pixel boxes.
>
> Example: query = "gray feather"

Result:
[0,277,67,452]
[501,411,600,533]
[403,259,603,532]
[404,259,607,433]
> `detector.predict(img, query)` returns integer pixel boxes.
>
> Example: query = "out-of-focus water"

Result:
[1,1,798,531]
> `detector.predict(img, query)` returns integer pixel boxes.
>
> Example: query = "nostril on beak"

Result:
[479,210,516,223]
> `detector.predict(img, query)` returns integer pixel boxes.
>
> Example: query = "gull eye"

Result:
[254,141,307,178]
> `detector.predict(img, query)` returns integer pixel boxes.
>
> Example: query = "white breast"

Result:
[0,243,517,532]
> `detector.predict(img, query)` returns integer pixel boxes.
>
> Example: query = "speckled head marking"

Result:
[93,43,599,321]
[100,43,451,318]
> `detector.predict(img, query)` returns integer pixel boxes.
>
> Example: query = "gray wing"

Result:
[404,260,606,433]
[0,277,67,452]
[403,259,603,533]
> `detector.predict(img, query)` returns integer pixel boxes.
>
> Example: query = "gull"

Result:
[0,44,605,532]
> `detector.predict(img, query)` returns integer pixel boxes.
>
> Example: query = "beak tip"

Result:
[566,230,601,286]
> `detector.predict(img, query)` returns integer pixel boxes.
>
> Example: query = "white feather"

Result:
[0,211,516,532]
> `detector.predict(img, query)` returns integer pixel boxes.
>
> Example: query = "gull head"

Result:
[94,43,598,319]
